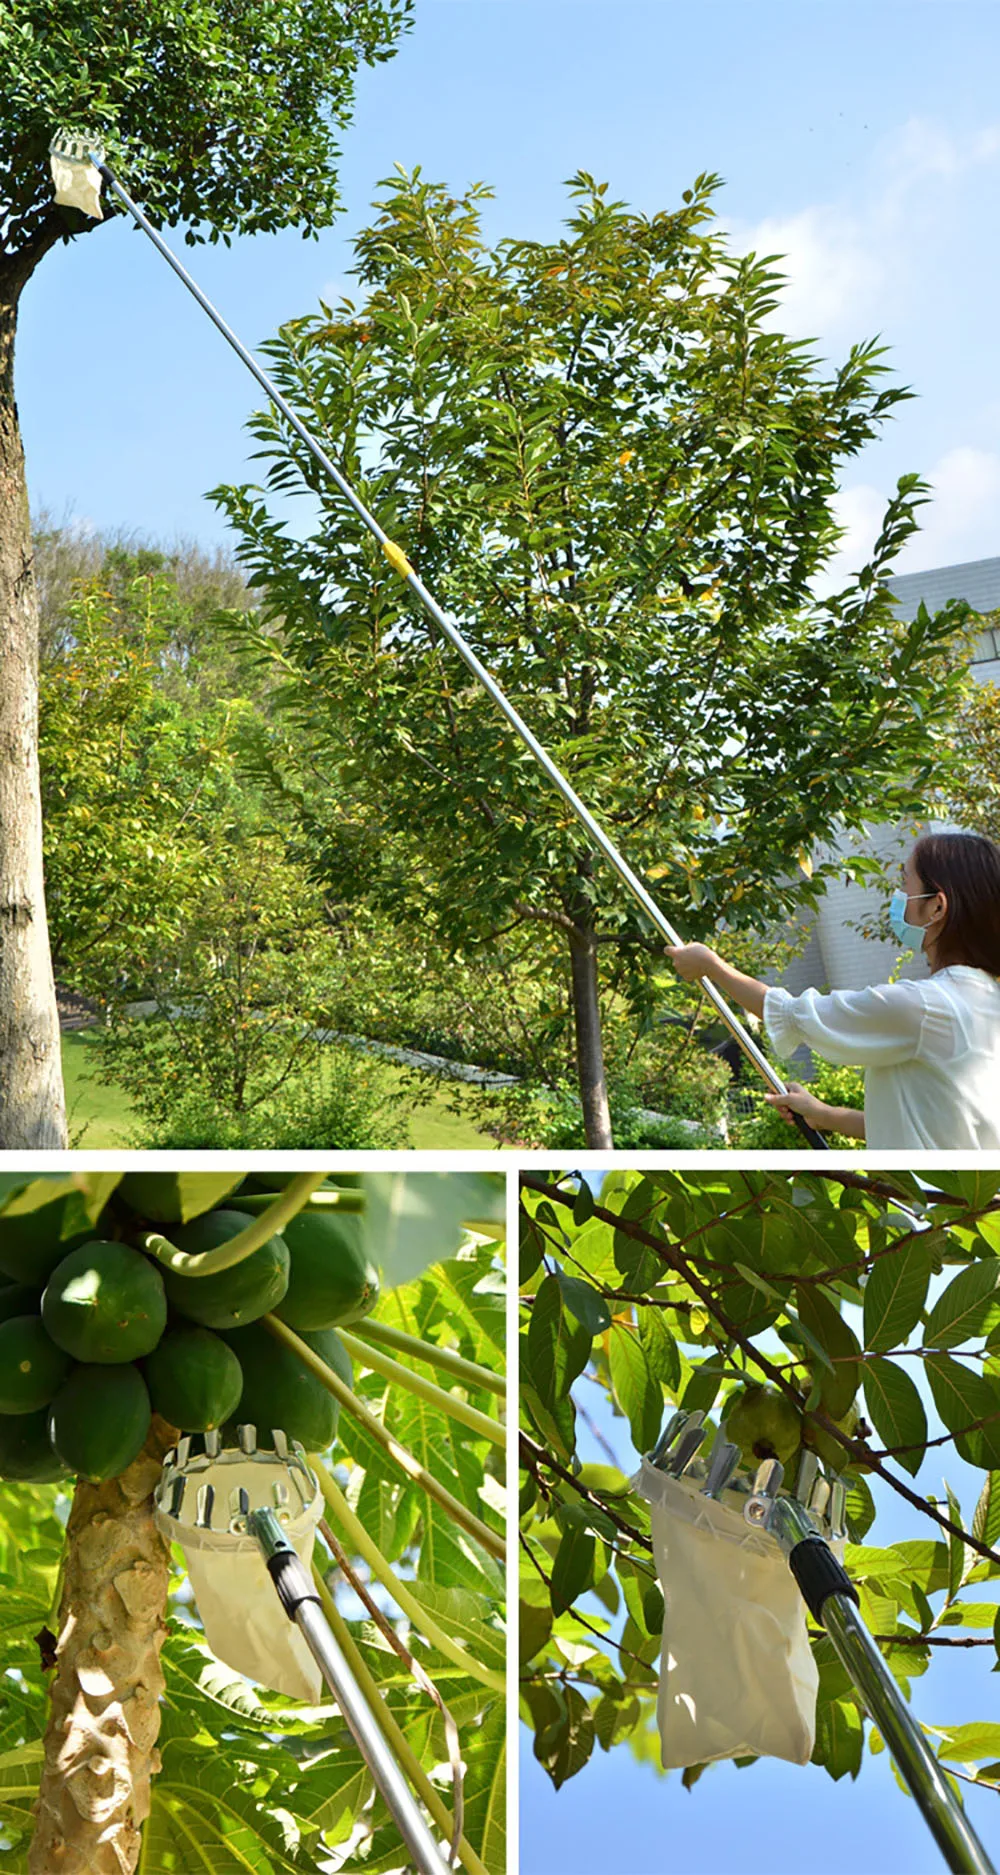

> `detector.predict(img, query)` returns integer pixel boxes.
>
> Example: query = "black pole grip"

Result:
[792,1111,830,1150]
[789,1535,859,1624]
[266,1547,322,1621]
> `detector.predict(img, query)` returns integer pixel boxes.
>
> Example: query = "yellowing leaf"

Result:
[618,450,635,467]
[798,848,814,879]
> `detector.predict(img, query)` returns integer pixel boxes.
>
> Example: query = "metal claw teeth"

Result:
[649,1410,687,1469]
[238,1423,257,1454]
[702,1436,741,1500]
[809,1476,832,1524]
[668,1419,707,1477]
[204,1428,221,1459]
[272,1428,289,1459]
[271,1481,289,1509]
[751,1457,784,1498]
[830,1478,847,1538]
[168,1475,186,1519]
[195,1484,215,1530]
[176,1436,192,1469]
[795,1450,819,1506]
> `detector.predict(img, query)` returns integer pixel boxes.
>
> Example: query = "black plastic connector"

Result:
[789,1535,859,1625]
[266,1547,322,1622]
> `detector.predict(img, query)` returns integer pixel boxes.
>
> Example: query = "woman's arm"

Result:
[665,943,767,1019]
[763,1082,866,1140]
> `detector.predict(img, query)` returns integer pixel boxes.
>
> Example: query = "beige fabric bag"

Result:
[635,1456,819,1769]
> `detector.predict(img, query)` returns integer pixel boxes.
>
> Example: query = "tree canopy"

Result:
[519,1167,1000,1801]
[214,167,972,1144]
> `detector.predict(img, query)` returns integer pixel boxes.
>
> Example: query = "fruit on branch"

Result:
[0,1281,42,1323]
[117,1171,245,1222]
[42,1242,167,1363]
[160,1211,290,1327]
[48,1363,153,1481]
[0,1406,70,1480]
[725,1385,802,1466]
[0,1314,71,1412]
[142,1326,243,1432]
[274,1210,379,1330]
[0,1190,101,1285]
[222,1321,352,1449]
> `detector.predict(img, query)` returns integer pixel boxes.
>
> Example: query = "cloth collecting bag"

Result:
[635,1456,818,1768]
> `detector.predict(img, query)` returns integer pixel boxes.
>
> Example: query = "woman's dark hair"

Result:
[912,831,1000,975]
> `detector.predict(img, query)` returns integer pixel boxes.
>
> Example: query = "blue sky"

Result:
[21,0,1000,594]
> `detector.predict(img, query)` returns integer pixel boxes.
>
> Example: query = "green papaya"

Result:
[0,1188,102,1286]
[160,1211,289,1329]
[48,1364,151,1480]
[222,1322,352,1451]
[0,1408,69,1482]
[274,1211,379,1331]
[0,1283,40,1324]
[42,1242,167,1363]
[143,1326,243,1431]
[0,1315,72,1414]
[117,1172,246,1224]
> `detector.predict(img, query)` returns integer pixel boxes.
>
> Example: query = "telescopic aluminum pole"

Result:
[765,1496,996,1875]
[84,150,828,1149]
[249,1509,449,1875]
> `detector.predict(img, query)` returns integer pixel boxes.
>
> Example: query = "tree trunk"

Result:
[567,912,614,1150]
[0,279,66,1146]
[29,1420,176,1875]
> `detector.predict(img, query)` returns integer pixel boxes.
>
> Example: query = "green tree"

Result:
[0,0,411,1146]
[519,1167,1000,1825]
[214,168,970,1148]
[0,1168,505,1874]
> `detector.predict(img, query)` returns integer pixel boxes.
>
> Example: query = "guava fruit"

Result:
[724,1385,802,1467]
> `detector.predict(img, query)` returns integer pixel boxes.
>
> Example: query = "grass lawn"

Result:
[61,1031,505,1151]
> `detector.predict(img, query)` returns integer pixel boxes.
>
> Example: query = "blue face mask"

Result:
[888,887,936,949]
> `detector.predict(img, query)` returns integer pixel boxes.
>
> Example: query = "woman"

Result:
[666,831,1000,1149]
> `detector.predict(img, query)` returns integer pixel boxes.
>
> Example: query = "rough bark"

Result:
[29,1419,176,1875]
[567,905,613,1150]
[0,271,66,1146]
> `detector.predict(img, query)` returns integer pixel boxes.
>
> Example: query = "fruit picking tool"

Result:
[742,1461,995,1875]
[156,1428,450,1875]
[46,129,828,1150]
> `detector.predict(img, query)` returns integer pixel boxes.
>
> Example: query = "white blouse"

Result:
[763,966,1000,1149]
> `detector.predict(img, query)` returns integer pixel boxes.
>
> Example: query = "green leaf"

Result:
[608,1322,663,1455]
[972,1474,1000,1554]
[637,1308,680,1389]
[557,1273,611,1335]
[527,1275,591,1408]
[924,1260,1000,1349]
[863,1238,932,1352]
[862,1358,927,1477]
[925,1356,1000,1469]
[813,1697,864,1780]
[519,1599,553,1667]
[680,1353,725,1417]
[533,1683,595,1789]
[844,1475,876,1542]
[794,1284,861,1417]
[572,1179,595,1227]
[937,1723,1000,1764]
[551,1522,597,1617]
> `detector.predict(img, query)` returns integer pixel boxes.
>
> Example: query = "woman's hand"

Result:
[763,1083,831,1129]
[665,943,721,983]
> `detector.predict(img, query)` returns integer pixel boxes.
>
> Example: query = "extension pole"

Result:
[770,1499,995,1875]
[93,156,826,1150]
[249,1508,449,1875]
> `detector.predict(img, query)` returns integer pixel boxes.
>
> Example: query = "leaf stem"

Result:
[314,1463,505,1693]
[338,1328,506,1448]
[309,1566,491,1875]
[138,1174,327,1275]
[352,1318,505,1398]
[263,1315,506,1563]
[228,1187,366,1215]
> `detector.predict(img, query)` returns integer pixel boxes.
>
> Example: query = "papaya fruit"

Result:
[0,1188,102,1286]
[0,1408,69,1482]
[143,1326,243,1432]
[49,1363,152,1480]
[274,1211,379,1331]
[222,1322,352,1451]
[0,1283,40,1324]
[0,1315,72,1414]
[117,1172,246,1224]
[161,1211,289,1329]
[42,1241,167,1363]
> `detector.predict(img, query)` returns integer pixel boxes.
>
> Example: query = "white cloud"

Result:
[726,115,1000,347]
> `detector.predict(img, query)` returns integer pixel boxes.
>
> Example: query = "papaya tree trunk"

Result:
[0,265,66,1147]
[567,899,613,1150]
[29,1419,176,1875]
